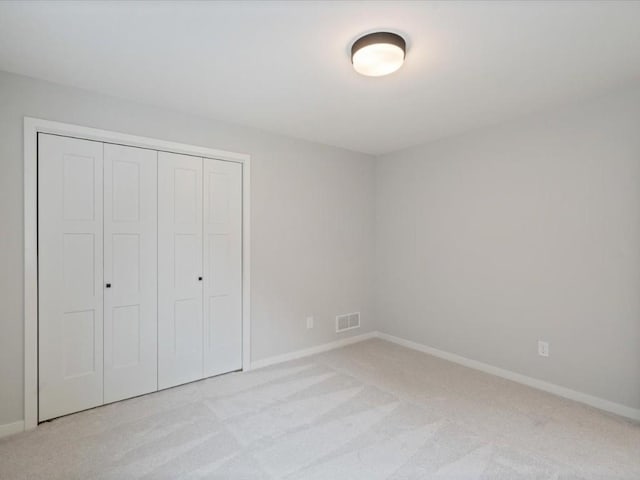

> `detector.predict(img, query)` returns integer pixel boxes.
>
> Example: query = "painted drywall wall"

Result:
[375,86,640,410]
[3,66,639,427]
[0,70,376,426]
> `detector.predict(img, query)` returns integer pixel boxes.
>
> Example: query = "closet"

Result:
[37,133,243,422]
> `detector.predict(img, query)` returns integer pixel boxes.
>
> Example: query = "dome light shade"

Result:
[351,32,406,77]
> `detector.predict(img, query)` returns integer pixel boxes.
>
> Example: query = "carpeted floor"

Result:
[1,338,639,479]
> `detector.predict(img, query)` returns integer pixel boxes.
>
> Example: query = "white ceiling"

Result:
[1,1,639,155]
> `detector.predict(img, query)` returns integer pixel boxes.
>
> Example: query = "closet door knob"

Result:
[198,277,203,281]
[105,283,111,288]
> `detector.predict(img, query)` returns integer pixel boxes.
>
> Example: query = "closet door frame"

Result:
[24,117,251,431]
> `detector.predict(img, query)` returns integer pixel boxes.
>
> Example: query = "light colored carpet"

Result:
[1,338,639,479]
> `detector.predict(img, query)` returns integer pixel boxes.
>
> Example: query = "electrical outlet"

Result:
[306,316,314,329]
[538,340,549,357]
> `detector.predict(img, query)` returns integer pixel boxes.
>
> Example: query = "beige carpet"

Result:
[1,338,639,479]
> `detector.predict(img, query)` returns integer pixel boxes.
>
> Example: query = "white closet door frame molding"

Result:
[23,117,251,431]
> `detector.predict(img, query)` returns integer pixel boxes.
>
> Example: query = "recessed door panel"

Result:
[63,310,96,378]
[210,234,230,295]
[158,152,204,389]
[203,160,242,377]
[38,134,104,421]
[62,233,96,308]
[174,168,198,223]
[63,154,96,221]
[112,305,141,368]
[103,143,158,403]
[174,233,199,290]
[112,234,140,294]
[112,160,140,222]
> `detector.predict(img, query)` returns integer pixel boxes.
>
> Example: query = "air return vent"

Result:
[336,312,360,333]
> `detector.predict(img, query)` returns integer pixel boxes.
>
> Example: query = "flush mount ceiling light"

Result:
[351,31,406,77]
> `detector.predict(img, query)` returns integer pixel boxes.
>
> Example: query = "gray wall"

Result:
[375,86,640,409]
[0,70,376,425]
[3,67,639,426]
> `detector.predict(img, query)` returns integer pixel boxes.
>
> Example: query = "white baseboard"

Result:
[375,331,640,422]
[250,331,377,370]
[4,330,636,438]
[0,420,25,439]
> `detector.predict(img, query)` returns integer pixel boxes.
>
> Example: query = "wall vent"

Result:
[336,312,360,333]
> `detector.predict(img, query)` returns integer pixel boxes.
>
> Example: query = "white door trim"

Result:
[24,117,252,431]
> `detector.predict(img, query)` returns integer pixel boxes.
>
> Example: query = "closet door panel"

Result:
[103,144,158,403]
[38,134,104,421]
[203,159,242,377]
[158,152,204,389]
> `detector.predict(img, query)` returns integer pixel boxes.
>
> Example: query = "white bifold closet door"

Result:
[38,134,105,421]
[39,135,243,419]
[158,153,243,389]
[203,159,242,377]
[103,144,158,403]
[158,152,204,389]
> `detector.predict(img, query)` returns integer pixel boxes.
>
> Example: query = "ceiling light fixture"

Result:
[351,31,406,77]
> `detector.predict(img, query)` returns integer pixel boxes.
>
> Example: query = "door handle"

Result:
[105,283,111,288]
[198,277,203,281]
